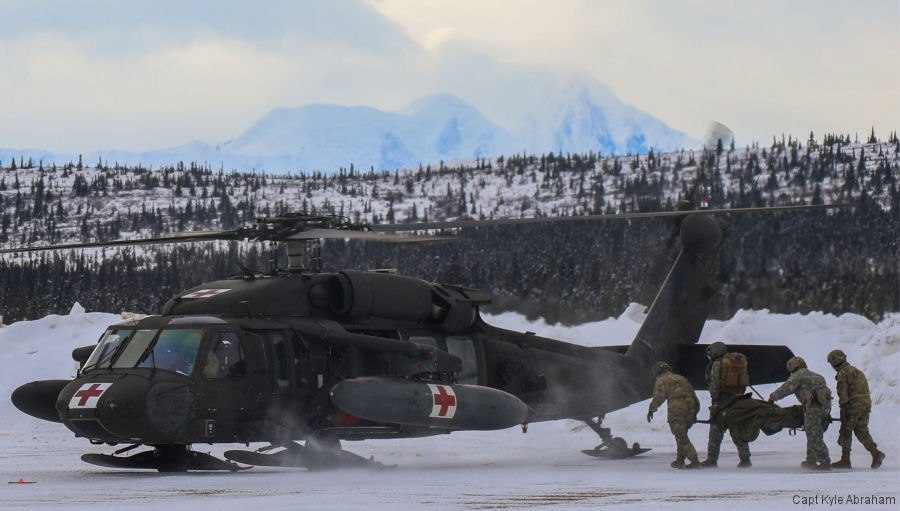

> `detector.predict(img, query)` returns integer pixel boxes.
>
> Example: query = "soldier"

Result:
[701,341,752,468]
[647,361,701,469]
[768,356,832,471]
[827,349,885,469]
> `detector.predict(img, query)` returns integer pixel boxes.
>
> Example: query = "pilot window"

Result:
[203,332,245,378]
[446,336,479,384]
[137,329,203,375]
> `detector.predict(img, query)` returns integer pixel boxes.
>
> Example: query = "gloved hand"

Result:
[646,410,654,423]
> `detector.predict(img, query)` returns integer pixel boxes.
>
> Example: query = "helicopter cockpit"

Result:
[81,316,238,378]
[55,316,273,446]
[84,327,203,375]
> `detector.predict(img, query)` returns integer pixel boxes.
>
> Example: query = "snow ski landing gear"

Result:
[224,439,391,470]
[82,444,248,472]
[580,416,651,459]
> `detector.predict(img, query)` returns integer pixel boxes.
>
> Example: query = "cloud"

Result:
[0,0,896,153]
[0,0,427,152]
[370,0,899,144]
[0,0,418,56]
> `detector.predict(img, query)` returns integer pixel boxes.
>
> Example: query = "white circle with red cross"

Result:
[427,384,458,419]
[69,382,113,409]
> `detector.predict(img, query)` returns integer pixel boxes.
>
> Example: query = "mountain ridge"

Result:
[0,76,696,173]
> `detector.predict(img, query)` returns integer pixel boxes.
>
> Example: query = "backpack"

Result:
[721,352,749,394]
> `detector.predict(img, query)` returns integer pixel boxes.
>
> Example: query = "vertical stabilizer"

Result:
[625,214,726,376]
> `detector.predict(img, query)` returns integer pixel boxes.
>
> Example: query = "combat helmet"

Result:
[786,356,807,373]
[827,349,846,367]
[652,361,671,377]
[706,341,727,360]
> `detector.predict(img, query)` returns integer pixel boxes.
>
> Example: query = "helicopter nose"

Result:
[57,376,194,443]
[11,379,70,423]
[93,380,193,440]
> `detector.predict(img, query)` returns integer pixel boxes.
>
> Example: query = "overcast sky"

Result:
[1,0,897,153]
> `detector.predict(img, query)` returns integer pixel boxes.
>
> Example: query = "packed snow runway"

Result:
[1,306,897,510]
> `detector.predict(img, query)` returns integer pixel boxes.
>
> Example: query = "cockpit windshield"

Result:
[83,329,132,371]
[85,327,205,376]
[137,329,203,375]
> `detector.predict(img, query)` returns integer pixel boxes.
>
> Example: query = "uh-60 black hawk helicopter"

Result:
[8,203,839,472]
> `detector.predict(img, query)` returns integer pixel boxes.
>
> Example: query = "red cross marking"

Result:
[432,385,457,417]
[74,383,105,407]
[191,289,223,297]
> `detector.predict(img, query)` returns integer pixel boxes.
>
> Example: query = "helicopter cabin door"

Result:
[193,329,267,442]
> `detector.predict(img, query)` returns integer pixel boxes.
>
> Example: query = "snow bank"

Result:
[484,306,899,445]
[0,307,120,429]
[2,306,897,445]
[0,307,896,509]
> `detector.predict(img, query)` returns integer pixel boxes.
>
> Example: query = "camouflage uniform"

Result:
[769,367,832,469]
[649,368,701,467]
[705,358,751,465]
[832,358,884,468]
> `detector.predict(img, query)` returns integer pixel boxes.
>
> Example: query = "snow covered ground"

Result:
[1,305,897,510]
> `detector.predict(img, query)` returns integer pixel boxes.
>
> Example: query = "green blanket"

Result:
[710,394,805,443]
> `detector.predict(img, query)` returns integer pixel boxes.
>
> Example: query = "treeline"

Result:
[0,133,897,324]
[326,201,897,324]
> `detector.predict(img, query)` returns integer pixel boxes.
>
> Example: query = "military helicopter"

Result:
[7,204,836,472]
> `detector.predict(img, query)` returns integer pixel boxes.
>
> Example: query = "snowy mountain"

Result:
[518,74,695,157]
[218,94,517,172]
[0,74,694,174]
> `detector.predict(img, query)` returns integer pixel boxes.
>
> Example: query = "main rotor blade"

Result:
[0,230,239,255]
[0,203,854,254]
[288,228,450,243]
[370,203,856,232]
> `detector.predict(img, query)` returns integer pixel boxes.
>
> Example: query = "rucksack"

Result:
[721,352,749,394]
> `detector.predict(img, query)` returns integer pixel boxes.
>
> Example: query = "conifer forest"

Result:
[0,133,897,324]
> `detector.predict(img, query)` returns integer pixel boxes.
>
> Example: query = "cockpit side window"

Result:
[83,329,133,371]
[203,331,244,378]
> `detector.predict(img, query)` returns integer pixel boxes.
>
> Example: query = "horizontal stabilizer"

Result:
[677,345,794,390]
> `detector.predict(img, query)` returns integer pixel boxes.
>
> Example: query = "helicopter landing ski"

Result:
[224,441,394,470]
[81,445,249,472]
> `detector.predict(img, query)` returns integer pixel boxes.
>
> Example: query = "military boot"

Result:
[802,461,831,471]
[683,461,702,470]
[700,458,718,468]
[870,449,885,469]
[737,457,752,468]
[831,448,851,469]
[670,460,685,469]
